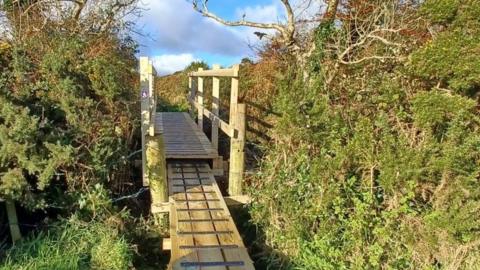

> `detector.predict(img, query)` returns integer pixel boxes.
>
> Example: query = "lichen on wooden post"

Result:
[146,134,168,223]
[140,57,154,186]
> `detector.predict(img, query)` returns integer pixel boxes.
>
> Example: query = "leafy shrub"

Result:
[411,0,480,94]
[249,1,480,269]
[0,31,138,209]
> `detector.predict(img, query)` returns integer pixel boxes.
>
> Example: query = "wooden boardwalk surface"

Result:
[168,162,254,270]
[155,112,218,159]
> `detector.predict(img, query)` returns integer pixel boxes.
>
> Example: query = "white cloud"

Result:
[235,3,282,25]
[152,53,198,75]
[232,1,282,43]
[134,0,249,56]
[0,12,12,39]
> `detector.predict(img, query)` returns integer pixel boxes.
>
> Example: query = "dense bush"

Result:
[249,1,480,269]
[0,1,141,268]
[0,25,138,209]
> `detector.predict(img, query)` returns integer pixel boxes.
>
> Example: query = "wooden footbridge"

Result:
[139,57,254,269]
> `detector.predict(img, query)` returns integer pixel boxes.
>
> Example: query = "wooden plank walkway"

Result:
[155,112,218,159]
[168,162,254,270]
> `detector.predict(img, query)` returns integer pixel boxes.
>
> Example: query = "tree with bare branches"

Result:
[192,0,341,63]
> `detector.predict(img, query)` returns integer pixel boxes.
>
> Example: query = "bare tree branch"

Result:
[325,0,340,21]
[331,1,407,65]
[73,0,87,21]
[192,0,296,45]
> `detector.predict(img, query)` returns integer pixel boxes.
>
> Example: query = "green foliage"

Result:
[0,3,146,270]
[410,0,480,94]
[0,31,137,209]
[421,0,460,23]
[184,61,209,72]
[0,216,131,270]
[411,91,477,132]
[250,0,480,269]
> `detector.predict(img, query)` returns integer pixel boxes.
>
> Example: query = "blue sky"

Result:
[134,0,289,74]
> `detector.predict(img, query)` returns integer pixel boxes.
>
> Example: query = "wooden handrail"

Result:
[188,97,236,138]
[189,65,239,78]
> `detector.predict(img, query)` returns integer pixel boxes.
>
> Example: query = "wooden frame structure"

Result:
[188,65,246,196]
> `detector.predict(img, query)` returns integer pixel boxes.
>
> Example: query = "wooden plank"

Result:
[208,174,254,270]
[229,66,240,123]
[225,195,252,206]
[168,168,198,270]
[183,180,225,270]
[154,112,219,159]
[163,238,172,250]
[167,162,254,270]
[169,163,225,270]
[190,67,239,78]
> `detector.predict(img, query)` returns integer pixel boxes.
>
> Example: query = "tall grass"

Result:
[0,215,131,270]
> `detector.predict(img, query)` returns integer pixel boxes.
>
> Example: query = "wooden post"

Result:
[229,104,246,196]
[211,64,220,150]
[6,199,21,243]
[148,61,157,136]
[229,65,240,124]
[228,64,245,195]
[140,57,153,186]
[197,68,204,131]
[148,61,156,137]
[189,76,195,119]
[146,135,168,218]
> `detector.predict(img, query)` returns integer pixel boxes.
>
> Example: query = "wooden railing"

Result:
[188,64,246,196]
